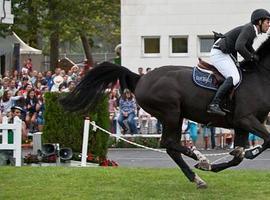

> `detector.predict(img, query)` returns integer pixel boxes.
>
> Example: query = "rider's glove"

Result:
[250,53,259,63]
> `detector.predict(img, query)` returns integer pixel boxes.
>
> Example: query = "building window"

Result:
[142,37,160,56]
[169,36,188,56]
[199,36,214,53]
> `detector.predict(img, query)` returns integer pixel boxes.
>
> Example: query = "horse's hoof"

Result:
[197,181,208,189]
[230,146,244,159]
[194,174,208,189]
[195,159,211,171]
[244,145,262,159]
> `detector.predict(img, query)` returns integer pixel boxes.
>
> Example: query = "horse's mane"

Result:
[255,35,270,58]
[240,35,270,69]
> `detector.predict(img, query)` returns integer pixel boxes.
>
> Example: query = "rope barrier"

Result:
[89,120,230,157]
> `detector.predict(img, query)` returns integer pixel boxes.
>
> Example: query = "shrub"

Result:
[42,92,110,159]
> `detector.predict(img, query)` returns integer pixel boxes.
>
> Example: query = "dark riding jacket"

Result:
[217,22,257,60]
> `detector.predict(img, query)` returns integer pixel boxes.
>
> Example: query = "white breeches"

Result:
[210,48,240,86]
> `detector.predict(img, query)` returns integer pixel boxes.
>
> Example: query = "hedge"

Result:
[42,92,110,159]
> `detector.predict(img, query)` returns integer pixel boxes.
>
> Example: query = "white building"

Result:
[0,0,14,24]
[121,0,270,72]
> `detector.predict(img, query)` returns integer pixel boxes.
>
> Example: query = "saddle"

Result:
[197,58,225,85]
[193,58,242,113]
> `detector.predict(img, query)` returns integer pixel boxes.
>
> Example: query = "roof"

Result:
[0,32,42,55]
[11,32,42,54]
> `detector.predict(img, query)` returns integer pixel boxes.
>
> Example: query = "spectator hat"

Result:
[123,88,130,93]
[11,106,25,113]
[53,75,64,85]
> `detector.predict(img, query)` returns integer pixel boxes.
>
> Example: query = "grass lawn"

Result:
[0,167,270,200]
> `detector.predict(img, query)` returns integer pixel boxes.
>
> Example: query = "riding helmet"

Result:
[251,9,270,24]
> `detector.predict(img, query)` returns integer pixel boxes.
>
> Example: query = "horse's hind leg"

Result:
[236,115,270,159]
[208,129,247,172]
[160,112,208,188]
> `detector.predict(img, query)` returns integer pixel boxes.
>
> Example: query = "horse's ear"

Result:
[212,31,225,42]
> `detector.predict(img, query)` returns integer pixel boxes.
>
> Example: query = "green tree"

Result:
[1,0,120,71]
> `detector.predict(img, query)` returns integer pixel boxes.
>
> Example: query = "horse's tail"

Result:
[59,62,141,112]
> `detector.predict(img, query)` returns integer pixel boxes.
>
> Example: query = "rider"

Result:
[207,9,270,116]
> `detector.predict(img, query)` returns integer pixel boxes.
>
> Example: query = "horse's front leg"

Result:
[236,115,270,159]
[160,113,209,189]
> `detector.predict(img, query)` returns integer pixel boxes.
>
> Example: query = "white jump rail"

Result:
[0,116,22,166]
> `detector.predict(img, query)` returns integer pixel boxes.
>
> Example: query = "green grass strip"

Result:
[0,167,270,200]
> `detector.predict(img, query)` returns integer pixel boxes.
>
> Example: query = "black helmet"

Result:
[251,9,270,24]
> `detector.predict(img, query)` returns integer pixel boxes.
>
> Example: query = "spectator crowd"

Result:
[0,58,81,142]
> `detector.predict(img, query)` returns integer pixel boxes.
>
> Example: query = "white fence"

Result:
[0,116,22,166]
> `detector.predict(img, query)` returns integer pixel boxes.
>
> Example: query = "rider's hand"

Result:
[251,53,259,63]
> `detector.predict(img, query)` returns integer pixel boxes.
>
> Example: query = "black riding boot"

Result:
[207,77,234,116]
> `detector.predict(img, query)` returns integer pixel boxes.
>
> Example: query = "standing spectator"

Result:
[146,67,152,73]
[156,120,162,134]
[117,89,138,134]
[138,107,151,134]
[249,132,260,147]
[188,121,198,147]
[45,71,54,90]
[21,61,29,75]
[201,124,211,150]
[181,119,192,147]
[210,127,216,149]
[25,58,33,72]
[108,90,118,134]
[138,67,144,76]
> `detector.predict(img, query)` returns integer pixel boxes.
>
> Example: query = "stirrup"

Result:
[207,104,226,116]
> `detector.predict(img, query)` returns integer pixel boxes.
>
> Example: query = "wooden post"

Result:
[13,116,22,167]
[81,118,90,167]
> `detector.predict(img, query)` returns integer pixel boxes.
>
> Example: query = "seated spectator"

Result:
[117,89,138,134]
[36,95,45,132]
[0,90,23,117]
[13,90,26,120]
[51,75,64,92]
[0,106,27,165]
[25,89,39,132]
[9,106,28,141]
[61,81,76,93]
[9,79,18,96]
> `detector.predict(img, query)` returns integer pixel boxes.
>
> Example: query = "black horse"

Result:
[60,36,270,188]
